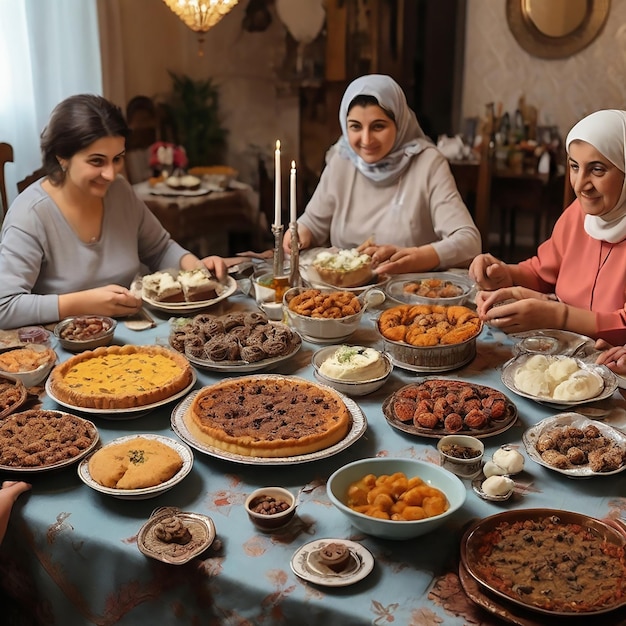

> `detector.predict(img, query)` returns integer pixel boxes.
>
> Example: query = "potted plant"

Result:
[162,72,228,167]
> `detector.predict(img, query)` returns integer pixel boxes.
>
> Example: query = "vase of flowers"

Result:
[149,141,188,178]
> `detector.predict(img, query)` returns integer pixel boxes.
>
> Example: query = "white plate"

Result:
[501,353,618,408]
[170,379,367,466]
[45,371,197,419]
[0,410,100,473]
[522,412,626,478]
[143,276,237,314]
[149,183,211,197]
[185,333,302,373]
[77,434,194,499]
[290,539,374,587]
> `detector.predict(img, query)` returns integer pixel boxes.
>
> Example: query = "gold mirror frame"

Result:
[506,0,611,59]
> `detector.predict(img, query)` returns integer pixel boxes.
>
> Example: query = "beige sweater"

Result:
[298,146,481,268]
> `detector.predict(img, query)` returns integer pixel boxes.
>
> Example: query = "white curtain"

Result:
[0,0,102,206]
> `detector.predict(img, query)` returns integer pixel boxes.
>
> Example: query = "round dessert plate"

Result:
[382,380,518,440]
[77,434,194,500]
[137,506,216,565]
[290,539,374,587]
[149,183,210,197]
[184,332,301,373]
[142,276,237,313]
[45,371,197,419]
[0,411,99,473]
[170,382,367,466]
[522,412,626,478]
[384,271,474,306]
[501,354,618,408]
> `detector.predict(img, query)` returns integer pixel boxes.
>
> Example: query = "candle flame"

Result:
[275,140,281,150]
[291,160,296,169]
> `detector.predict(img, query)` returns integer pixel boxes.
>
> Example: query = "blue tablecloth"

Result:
[3,292,626,625]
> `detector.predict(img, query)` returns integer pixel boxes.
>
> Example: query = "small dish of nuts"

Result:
[54,315,117,352]
[244,486,297,531]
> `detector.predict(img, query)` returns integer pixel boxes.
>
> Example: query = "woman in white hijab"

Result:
[469,109,626,347]
[283,74,481,274]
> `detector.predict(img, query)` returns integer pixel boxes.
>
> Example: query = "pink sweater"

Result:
[518,200,626,343]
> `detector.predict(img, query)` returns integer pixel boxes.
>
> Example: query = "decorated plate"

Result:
[382,379,518,439]
[170,378,367,466]
[384,271,474,306]
[461,509,626,616]
[501,353,618,408]
[522,412,626,478]
[290,539,374,587]
[45,371,196,419]
[184,332,301,373]
[137,506,216,564]
[0,409,99,472]
[0,375,28,419]
[77,434,194,500]
[142,275,237,314]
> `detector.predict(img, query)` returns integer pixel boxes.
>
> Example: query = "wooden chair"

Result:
[0,142,14,223]
[17,167,46,193]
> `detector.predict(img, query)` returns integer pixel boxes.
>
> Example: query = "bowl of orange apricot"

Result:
[327,457,466,540]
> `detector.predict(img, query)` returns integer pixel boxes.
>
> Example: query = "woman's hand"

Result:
[475,287,565,333]
[370,245,439,275]
[59,285,142,319]
[199,255,227,281]
[469,253,513,290]
[283,224,313,256]
[594,339,626,375]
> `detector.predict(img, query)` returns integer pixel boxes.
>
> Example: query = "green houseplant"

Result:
[163,72,227,167]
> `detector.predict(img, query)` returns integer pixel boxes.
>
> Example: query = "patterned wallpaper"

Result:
[461,0,626,142]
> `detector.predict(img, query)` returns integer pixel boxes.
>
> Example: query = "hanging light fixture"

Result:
[162,0,240,54]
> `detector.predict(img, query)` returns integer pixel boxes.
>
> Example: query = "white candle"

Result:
[290,160,297,224]
[274,140,281,227]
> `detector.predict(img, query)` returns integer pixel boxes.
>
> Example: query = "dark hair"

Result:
[40,94,130,184]
[347,95,396,123]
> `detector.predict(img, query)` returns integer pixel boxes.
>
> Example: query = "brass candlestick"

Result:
[289,222,300,287]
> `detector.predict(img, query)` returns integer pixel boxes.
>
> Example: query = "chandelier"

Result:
[162,0,240,53]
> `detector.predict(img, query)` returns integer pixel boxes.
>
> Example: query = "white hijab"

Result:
[565,109,626,243]
[332,74,433,186]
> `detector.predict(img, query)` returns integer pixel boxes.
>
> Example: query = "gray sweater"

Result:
[0,176,188,328]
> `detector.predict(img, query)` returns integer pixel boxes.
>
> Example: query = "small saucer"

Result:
[471,474,514,502]
[290,538,374,587]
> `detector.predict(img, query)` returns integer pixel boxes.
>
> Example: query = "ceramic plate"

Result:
[170,378,367,465]
[501,353,618,408]
[384,271,474,306]
[149,183,211,197]
[77,434,194,500]
[461,509,626,616]
[142,276,237,314]
[290,539,374,587]
[522,412,626,478]
[137,506,216,564]
[183,329,302,373]
[45,371,196,419]
[0,410,99,473]
[382,379,518,440]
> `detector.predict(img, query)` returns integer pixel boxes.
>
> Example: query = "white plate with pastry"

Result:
[149,182,210,197]
[142,275,237,313]
[78,433,194,499]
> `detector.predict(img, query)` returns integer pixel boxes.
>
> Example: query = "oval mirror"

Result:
[506,0,610,59]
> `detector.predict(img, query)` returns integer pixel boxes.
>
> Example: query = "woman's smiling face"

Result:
[346,104,397,164]
[568,140,625,217]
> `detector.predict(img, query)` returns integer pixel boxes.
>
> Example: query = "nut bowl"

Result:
[327,457,466,540]
[283,287,364,343]
[244,486,297,531]
[437,435,485,479]
[311,345,393,396]
[54,315,116,352]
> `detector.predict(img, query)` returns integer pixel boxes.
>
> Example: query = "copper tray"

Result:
[382,379,518,439]
[461,509,626,617]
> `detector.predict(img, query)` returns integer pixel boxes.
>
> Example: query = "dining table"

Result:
[2,280,626,626]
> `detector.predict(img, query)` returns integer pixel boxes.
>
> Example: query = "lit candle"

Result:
[274,140,281,227]
[290,160,297,225]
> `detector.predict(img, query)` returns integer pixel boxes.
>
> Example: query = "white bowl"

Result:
[437,435,485,479]
[311,345,392,396]
[327,457,466,540]
[283,287,364,343]
[0,344,58,387]
[244,486,297,531]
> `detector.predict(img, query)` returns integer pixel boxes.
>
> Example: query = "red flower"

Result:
[149,142,188,169]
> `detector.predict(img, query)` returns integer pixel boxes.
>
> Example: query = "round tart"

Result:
[49,345,193,409]
[186,376,352,457]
